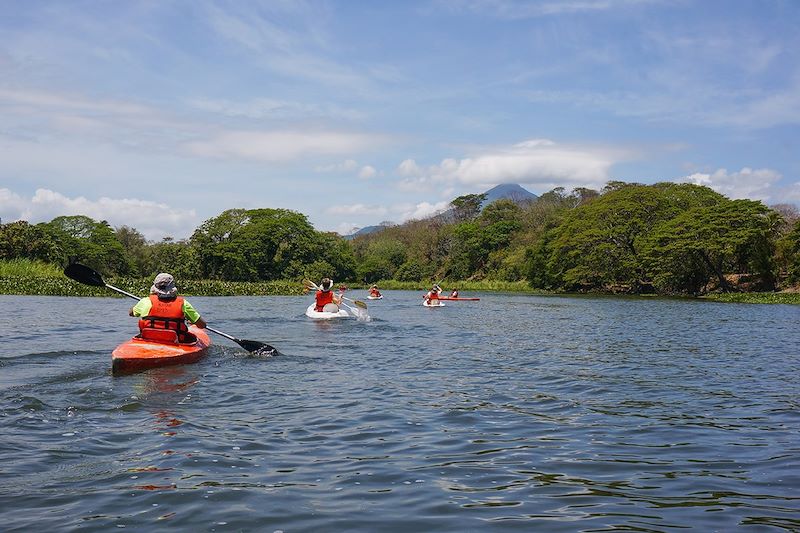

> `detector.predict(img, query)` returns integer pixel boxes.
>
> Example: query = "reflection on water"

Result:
[0,293,798,531]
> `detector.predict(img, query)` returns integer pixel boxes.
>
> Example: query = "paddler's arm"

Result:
[129,297,151,317]
[182,300,206,329]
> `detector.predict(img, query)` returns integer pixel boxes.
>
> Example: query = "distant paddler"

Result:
[368,284,383,299]
[314,278,342,312]
[423,284,443,306]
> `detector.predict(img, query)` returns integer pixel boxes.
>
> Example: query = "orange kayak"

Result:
[111,325,211,375]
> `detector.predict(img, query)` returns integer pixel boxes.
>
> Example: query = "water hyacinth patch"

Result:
[3,277,300,297]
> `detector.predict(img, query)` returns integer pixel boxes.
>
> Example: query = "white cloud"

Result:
[0,88,192,150]
[184,130,379,162]
[0,188,199,241]
[0,88,152,116]
[189,97,365,121]
[396,139,625,193]
[325,203,388,216]
[0,188,25,215]
[398,201,451,221]
[203,2,377,94]
[527,84,800,130]
[358,165,377,179]
[397,158,423,177]
[335,222,360,235]
[314,160,378,179]
[315,159,360,172]
[676,167,783,202]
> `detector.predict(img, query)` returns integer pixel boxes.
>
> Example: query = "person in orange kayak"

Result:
[315,277,342,311]
[450,288,459,298]
[129,273,206,343]
[369,285,382,298]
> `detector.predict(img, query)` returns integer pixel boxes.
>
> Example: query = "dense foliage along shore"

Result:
[3,181,800,297]
[3,268,800,304]
[0,260,800,304]
[0,261,541,297]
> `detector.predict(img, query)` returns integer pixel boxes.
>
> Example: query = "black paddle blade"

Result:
[64,263,106,287]
[237,339,280,356]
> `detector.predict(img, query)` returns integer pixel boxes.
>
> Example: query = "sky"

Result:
[1,0,799,241]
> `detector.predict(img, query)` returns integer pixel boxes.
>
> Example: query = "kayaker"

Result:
[369,285,382,298]
[129,273,207,343]
[315,278,342,311]
[423,284,441,304]
[450,289,459,298]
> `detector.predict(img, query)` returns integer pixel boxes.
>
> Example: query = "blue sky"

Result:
[1,0,799,240]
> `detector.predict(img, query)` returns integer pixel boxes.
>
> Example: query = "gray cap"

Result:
[150,273,177,298]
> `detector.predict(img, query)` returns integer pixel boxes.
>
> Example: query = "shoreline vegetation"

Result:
[3,182,800,302]
[2,260,798,304]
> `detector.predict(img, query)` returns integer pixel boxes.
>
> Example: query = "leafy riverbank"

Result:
[0,259,546,296]
[0,276,545,297]
[0,275,300,297]
[2,258,797,301]
[702,292,800,304]
[3,272,798,304]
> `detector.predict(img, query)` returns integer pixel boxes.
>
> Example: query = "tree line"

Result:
[2,181,799,295]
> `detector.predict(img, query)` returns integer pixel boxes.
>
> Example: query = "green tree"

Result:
[190,209,253,280]
[394,258,431,281]
[191,208,355,281]
[780,218,800,284]
[47,215,133,275]
[642,199,777,294]
[116,225,150,276]
[355,238,406,282]
[146,239,199,280]
[450,193,486,222]
[446,200,522,280]
[545,183,724,292]
[0,220,62,263]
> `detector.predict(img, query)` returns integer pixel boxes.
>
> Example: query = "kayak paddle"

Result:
[64,263,280,356]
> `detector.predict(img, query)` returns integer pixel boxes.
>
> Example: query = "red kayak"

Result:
[111,325,211,375]
[437,296,480,301]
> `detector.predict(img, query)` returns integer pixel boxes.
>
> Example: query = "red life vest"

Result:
[315,290,334,311]
[138,295,192,342]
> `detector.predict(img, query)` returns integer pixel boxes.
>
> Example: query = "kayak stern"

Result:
[112,325,211,375]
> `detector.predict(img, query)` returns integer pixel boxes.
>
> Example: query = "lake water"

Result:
[1,292,798,532]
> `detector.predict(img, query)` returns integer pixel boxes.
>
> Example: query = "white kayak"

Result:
[367,295,383,300]
[306,303,350,319]
[422,299,445,307]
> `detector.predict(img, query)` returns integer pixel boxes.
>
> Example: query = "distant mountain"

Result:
[343,183,538,239]
[482,183,538,206]
[343,225,384,240]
